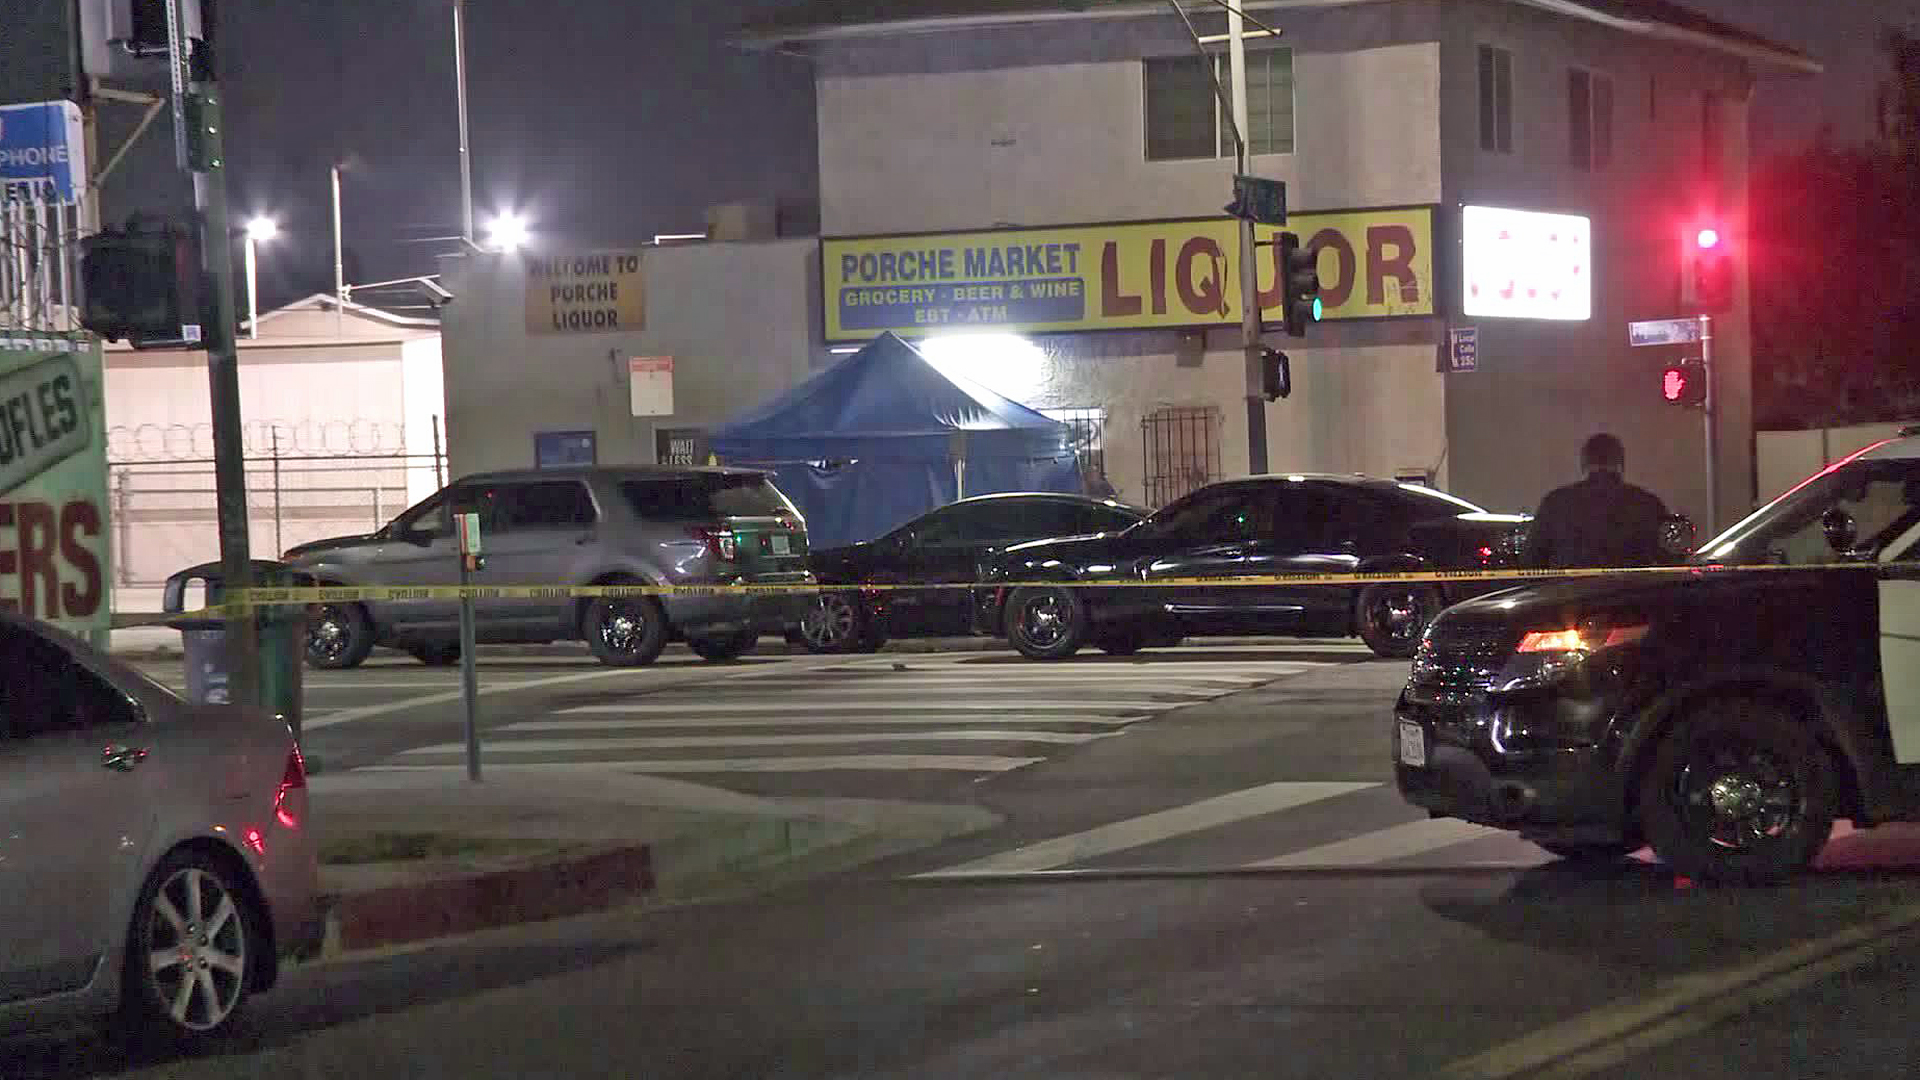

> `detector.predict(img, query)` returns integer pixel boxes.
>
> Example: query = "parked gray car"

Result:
[283,466,814,668]
[0,612,320,1047]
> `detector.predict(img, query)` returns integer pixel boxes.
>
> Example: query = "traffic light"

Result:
[1260,347,1291,401]
[1685,225,1734,313]
[80,217,205,347]
[1660,359,1707,408]
[1278,231,1322,337]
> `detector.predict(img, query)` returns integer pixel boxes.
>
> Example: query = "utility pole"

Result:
[454,0,476,245]
[1699,314,1718,536]
[331,163,345,334]
[172,0,261,707]
[1227,5,1266,476]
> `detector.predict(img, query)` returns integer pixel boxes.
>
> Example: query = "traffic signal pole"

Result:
[1228,5,1268,476]
[1699,314,1718,536]
[171,2,262,708]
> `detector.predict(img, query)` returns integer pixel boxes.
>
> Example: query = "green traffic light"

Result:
[1310,297,1323,321]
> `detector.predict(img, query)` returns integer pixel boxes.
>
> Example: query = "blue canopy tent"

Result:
[709,333,1081,548]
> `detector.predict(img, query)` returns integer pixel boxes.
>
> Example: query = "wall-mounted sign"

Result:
[0,344,110,632]
[656,428,708,467]
[1461,205,1592,322]
[821,206,1436,341]
[0,101,86,203]
[629,356,674,417]
[525,251,645,334]
[1447,327,1478,373]
[533,430,597,469]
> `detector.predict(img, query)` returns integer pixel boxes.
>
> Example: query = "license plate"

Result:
[770,534,791,555]
[1397,721,1427,767]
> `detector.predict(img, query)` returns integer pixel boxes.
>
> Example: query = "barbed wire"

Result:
[106,418,414,461]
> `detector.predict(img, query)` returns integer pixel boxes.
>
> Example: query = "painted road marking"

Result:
[1439,901,1920,1079]
[558,702,1160,715]
[304,654,848,731]
[499,714,1152,731]
[913,781,1379,878]
[1249,818,1515,868]
[398,729,1120,753]
[359,754,1046,774]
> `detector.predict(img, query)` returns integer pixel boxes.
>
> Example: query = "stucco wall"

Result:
[815,8,1447,233]
[437,239,822,480]
[1436,0,1764,531]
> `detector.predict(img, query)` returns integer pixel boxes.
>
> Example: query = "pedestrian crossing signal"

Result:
[1661,360,1706,408]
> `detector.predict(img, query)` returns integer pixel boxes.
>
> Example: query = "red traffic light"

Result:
[1695,227,1721,250]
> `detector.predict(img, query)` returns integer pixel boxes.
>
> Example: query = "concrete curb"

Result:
[311,813,870,959]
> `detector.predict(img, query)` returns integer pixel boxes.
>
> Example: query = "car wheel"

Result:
[1638,696,1838,885]
[585,596,669,667]
[688,626,759,662]
[118,850,257,1048]
[410,642,461,666]
[798,592,862,654]
[306,602,373,670]
[1356,584,1442,659]
[1006,585,1087,661]
[1535,840,1640,863]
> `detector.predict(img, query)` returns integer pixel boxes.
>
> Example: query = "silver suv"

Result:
[283,466,813,668]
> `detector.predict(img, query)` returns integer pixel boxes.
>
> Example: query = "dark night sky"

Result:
[11,0,1920,308]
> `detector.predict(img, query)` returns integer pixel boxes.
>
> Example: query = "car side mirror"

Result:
[404,528,436,547]
[1822,507,1859,555]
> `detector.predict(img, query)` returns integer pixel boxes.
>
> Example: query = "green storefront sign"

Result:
[0,340,111,635]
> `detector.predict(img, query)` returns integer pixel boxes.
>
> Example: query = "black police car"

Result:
[1396,431,1920,883]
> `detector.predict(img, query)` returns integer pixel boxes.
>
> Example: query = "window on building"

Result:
[1140,405,1222,508]
[1143,49,1294,161]
[1042,407,1107,485]
[1569,68,1614,171]
[1478,45,1514,153]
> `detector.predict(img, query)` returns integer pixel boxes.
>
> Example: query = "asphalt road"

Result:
[23,641,1920,1078]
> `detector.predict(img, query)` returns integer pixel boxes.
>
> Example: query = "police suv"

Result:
[1396,429,1920,883]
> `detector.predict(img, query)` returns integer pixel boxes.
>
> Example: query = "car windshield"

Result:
[1694,451,1920,565]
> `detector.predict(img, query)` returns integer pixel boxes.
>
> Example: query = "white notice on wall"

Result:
[629,356,674,417]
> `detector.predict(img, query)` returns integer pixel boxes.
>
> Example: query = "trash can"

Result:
[163,560,315,737]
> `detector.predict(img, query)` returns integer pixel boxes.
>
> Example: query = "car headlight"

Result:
[1494,617,1648,692]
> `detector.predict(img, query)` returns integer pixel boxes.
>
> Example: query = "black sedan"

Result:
[795,492,1147,653]
[976,474,1530,660]
[1396,430,1920,882]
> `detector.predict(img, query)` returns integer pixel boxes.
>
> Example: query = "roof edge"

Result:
[735,0,1819,74]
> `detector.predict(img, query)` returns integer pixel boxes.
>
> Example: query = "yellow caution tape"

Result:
[118,561,1876,627]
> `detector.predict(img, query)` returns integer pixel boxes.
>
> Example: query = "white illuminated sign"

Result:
[1461,205,1592,321]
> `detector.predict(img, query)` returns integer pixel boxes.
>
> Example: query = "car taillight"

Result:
[688,527,737,561]
[274,745,307,828]
[1515,622,1648,654]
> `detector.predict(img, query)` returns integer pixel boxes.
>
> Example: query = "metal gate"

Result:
[1140,405,1221,508]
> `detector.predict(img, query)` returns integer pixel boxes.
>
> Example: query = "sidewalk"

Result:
[305,769,999,957]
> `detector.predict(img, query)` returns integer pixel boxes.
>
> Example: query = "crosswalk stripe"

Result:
[398,729,1118,753]
[748,670,1313,684]
[558,702,1160,715]
[360,754,1046,774]
[688,688,1222,700]
[1247,817,1513,868]
[500,714,1150,731]
[913,780,1380,878]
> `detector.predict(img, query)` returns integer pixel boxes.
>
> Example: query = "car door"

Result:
[1139,484,1289,633]
[1269,483,1381,625]
[877,504,979,635]
[367,487,464,628]
[472,479,599,632]
[0,623,156,1003]
[1877,481,1920,764]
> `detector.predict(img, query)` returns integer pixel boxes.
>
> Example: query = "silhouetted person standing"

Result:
[1521,433,1669,569]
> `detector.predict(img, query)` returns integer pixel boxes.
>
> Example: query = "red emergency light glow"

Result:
[1663,367,1689,402]
[1695,228,1721,250]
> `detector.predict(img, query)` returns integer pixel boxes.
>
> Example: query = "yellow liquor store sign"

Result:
[821,206,1436,342]
[525,251,646,334]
